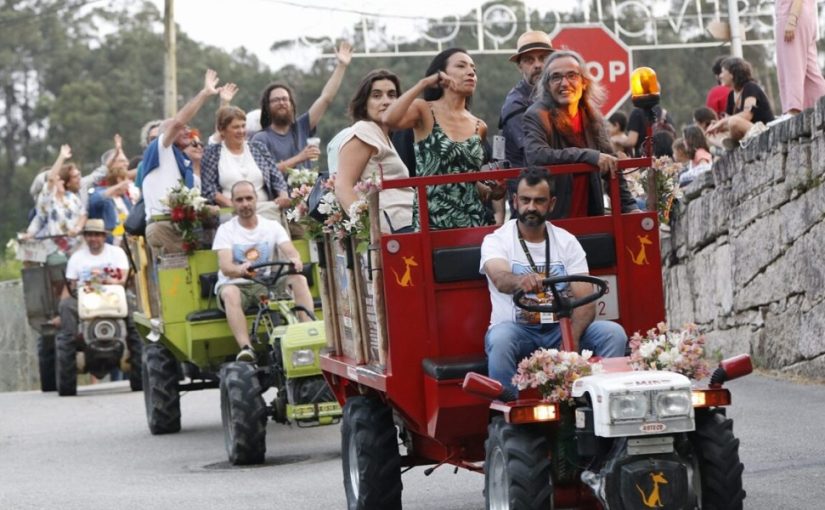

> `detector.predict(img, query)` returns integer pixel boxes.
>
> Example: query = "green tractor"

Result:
[131,238,341,465]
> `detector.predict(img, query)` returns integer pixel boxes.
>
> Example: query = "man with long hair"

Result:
[253,42,353,174]
[523,50,638,218]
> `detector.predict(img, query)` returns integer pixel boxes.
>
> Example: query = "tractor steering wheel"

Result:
[247,261,296,290]
[512,275,608,319]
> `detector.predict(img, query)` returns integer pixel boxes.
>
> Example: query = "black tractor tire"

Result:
[341,396,402,510]
[484,416,553,510]
[691,408,746,510]
[127,338,143,392]
[220,362,267,465]
[37,335,57,392]
[55,335,77,396]
[142,343,180,434]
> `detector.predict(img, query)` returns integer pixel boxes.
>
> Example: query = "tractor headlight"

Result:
[291,349,315,367]
[609,393,648,421]
[655,390,692,418]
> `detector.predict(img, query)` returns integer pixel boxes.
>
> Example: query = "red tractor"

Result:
[320,68,751,509]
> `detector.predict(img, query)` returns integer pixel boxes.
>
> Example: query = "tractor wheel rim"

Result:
[347,435,359,500]
[488,447,508,509]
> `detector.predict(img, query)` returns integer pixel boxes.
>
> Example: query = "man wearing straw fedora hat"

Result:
[499,31,555,216]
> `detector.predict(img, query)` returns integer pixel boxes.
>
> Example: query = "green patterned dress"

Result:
[413,110,487,230]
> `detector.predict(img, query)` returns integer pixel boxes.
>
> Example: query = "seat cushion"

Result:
[422,355,488,381]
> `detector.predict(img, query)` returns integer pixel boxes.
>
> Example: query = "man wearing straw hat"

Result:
[499,31,555,216]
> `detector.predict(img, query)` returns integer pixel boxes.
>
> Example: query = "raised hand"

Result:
[336,41,353,66]
[113,134,122,150]
[219,83,239,105]
[59,144,72,160]
[203,69,220,95]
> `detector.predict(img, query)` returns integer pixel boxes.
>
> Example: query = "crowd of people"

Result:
[20,17,821,368]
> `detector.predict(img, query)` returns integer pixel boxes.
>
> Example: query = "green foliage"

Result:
[0,0,781,259]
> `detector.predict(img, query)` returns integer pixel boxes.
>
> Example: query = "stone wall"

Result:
[0,280,40,392]
[663,102,825,379]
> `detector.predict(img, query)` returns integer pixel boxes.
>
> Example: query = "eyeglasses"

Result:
[269,97,290,104]
[190,140,203,148]
[549,71,583,85]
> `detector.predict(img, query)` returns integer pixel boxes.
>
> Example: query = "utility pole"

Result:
[164,0,177,117]
[727,0,743,57]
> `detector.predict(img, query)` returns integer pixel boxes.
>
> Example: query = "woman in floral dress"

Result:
[383,48,499,230]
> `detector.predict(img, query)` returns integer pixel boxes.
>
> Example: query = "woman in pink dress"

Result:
[775,0,825,114]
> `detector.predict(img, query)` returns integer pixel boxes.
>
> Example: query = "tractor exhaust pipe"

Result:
[709,354,753,388]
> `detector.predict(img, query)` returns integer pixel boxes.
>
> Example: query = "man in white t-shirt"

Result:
[143,69,223,256]
[213,181,314,362]
[56,219,141,369]
[480,168,627,400]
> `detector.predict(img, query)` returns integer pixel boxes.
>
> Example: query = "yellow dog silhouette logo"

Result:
[636,471,668,508]
[392,256,418,287]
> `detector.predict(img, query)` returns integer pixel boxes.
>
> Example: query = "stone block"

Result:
[779,184,824,246]
[730,185,788,231]
[735,251,798,311]
[781,354,825,381]
[799,298,825,359]
[755,297,803,369]
[784,142,812,194]
[812,136,825,179]
[731,212,784,285]
[664,264,695,327]
[704,325,755,361]
[690,242,734,323]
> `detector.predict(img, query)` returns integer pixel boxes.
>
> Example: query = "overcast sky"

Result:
[146,0,575,71]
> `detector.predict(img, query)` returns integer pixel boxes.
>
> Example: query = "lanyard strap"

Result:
[517,224,550,277]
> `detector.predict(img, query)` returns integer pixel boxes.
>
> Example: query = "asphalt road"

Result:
[0,372,822,510]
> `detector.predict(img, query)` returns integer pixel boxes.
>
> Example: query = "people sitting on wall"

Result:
[705,57,775,149]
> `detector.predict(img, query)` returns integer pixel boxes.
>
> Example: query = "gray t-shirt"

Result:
[251,111,315,170]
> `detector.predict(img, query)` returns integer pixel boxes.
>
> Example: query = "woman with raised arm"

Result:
[382,48,497,230]
[334,69,413,234]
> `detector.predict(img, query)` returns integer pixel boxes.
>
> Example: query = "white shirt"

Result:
[218,142,268,203]
[480,219,588,326]
[143,133,193,221]
[211,215,291,290]
[66,244,129,285]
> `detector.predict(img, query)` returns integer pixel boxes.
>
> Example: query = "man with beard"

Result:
[212,181,314,362]
[480,167,626,400]
[253,42,353,173]
[499,31,554,217]
[524,50,639,219]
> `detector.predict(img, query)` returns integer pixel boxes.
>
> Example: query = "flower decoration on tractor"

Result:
[629,322,711,381]
[161,181,208,254]
[623,156,684,225]
[512,349,602,405]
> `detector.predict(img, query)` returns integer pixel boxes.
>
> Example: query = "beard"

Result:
[270,107,294,127]
[518,209,548,227]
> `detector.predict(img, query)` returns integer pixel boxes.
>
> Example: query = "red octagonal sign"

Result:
[550,25,633,117]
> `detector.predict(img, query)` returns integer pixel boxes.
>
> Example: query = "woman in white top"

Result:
[201,106,290,221]
[335,69,414,233]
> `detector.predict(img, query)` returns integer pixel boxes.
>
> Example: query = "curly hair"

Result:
[722,57,753,89]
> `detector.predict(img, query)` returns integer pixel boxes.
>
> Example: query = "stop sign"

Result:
[549,25,632,117]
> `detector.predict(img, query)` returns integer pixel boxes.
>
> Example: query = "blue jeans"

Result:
[485,321,627,395]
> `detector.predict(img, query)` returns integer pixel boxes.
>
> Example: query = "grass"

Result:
[0,256,23,282]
